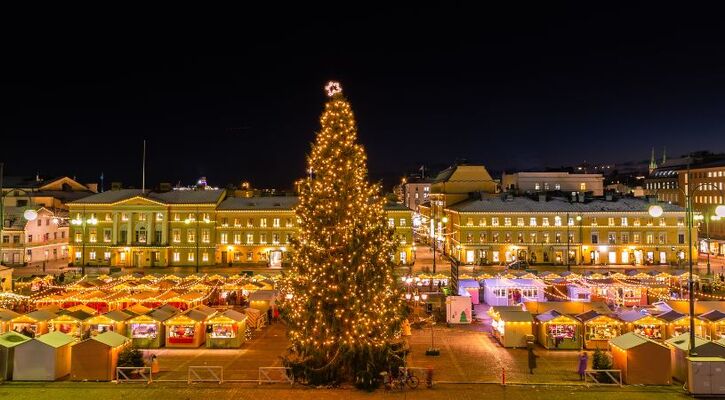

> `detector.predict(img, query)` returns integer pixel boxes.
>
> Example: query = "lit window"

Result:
[517,217,524,227]
[173,252,180,262]
[621,217,628,226]
[554,216,562,226]
[504,218,512,227]
[260,218,267,228]
[220,232,228,244]
[400,218,406,227]
[156,213,163,221]
[247,233,254,244]
[234,233,241,244]
[89,251,97,260]
[273,218,280,227]
[542,218,549,226]
[491,217,499,226]
[529,217,537,227]
[188,253,195,262]
[580,183,587,191]
[172,229,181,243]
[260,233,267,244]
[608,217,615,226]
[201,229,210,243]
[104,252,111,261]
[202,253,209,262]
[388,218,395,228]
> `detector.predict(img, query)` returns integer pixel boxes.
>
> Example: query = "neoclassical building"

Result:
[68,189,413,269]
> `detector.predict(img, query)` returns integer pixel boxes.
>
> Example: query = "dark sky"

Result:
[2,5,725,190]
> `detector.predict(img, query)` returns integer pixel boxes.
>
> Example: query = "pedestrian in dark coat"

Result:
[577,352,588,380]
[528,347,538,374]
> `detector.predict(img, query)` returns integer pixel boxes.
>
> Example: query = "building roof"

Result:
[576,310,620,323]
[665,333,709,351]
[217,196,299,211]
[36,331,75,348]
[610,332,667,350]
[616,310,652,322]
[70,189,225,205]
[698,310,725,322]
[482,278,547,288]
[0,308,20,321]
[524,301,612,316]
[0,331,31,348]
[211,309,246,322]
[497,310,533,322]
[22,310,58,322]
[91,331,130,348]
[656,310,686,322]
[448,196,684,213]
[103,310,133,322]
[384,202,411,211]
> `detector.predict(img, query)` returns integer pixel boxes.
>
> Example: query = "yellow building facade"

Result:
[432,196,693,266]
[68,191,414,268]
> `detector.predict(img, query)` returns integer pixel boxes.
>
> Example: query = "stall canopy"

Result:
[535,310,582,349]
[524,301,611,316]
[577,310,623,349]
[0,331,30,380]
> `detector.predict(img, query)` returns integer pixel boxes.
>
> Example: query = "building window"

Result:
[479,233,487,243]
[608,217,615,226]
[220,232,228,244]
[247,218,254,227]
[529,217,537,227]
[658,232,666,244]
[273,218,280,228]
[272,233,280,244]
[172,229,181,243]
[201,229,210,243]
[75,232,82,243]
[156,213,163,221]
[187,229,195,243]
[104,252,111,261]
[138,213,146,221]
[260,218,267,228]
[285,218,293,227]
[530,232,537,243]
[103,229,112,243]
[174,213,180,221]
[388,218,395,228]
[188,252,195,262]
[504,218,512,227]
[492,233,499,243]
[466,233,473,243]
[285,234,292,244]
[608,233,616,244]
[173,252,180,262]
[633,218,641,227]
[234,218,241,227]
[89,251,97,260]
[516,217,524,227]
[517,232,524,243]
[479,218,486,227]
[646,233,654,244]
[534,183,541,190]
[27,234,33,243]
[678,233,685,244]
[505,233,511,243]
[659,218,666,227]
[491,217,499,226]
[221,218,229,227]
[621,217,628,226]
[121,213,128,222]
[591,233,599,244]
[542,217,549,226]
[202,252,209,262]
[260,233,267,244]
[554,216,562,226]
[543,232,550,243]
[621,232,629,244]
[89,229,97,243]
[234,233,241,244]
[400,218,407,227]
[247,233,254,244]
[633,233,641,244]
[580,183,587,191]
[555,232,561,243]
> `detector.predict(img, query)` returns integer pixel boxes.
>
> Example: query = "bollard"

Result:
[501,367,505,386]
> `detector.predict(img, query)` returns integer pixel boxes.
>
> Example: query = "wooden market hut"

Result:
[491,310,533,348]
[0,331,30,380]
[71,331,130,381]
[0,309,20,333]
[164,308,216,348]
[534,310,582,350]
[697,310,725,341]
[618,311,666,340]
[84,310,133,337]
[206,309,248,349]
[482,278,547,306]
[666,333,725,382]
[48,310,93,340]
[566,284,592,302]
[9,310,57,337]
[13,331,74,381]
[610,332,671,385]
[657,310,706,339]
[124,303,152,316]
[248,290,277,315]
[589,279,647,307]
[244,307,266,329]
[576,310,623,349]
[127,309,174,348]
[67,304,98,315]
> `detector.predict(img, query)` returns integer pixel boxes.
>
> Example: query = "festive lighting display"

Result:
[281,83,403,386]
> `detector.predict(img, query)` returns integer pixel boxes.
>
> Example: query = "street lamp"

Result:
[71,212,97,276]
[648,185,725,358]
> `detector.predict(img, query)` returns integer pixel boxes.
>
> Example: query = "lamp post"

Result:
[71,210,97,276]
[649,185,725,357]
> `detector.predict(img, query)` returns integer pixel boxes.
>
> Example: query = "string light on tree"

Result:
[281,81,404,388]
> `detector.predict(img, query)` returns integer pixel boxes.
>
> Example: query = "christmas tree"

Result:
[282,81,404,388]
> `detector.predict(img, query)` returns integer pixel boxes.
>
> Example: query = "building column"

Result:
[161,211,168,245]
[148,212,154,245]
[112,213,119,244]
[126,213,132,245]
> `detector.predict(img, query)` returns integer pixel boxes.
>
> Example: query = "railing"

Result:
[258,367,293,385]
[188,366,223,384]
[584,369,622,387]
[115,366,153,384]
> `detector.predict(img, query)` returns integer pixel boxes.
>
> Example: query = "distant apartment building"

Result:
[502,172,604,196]
[402,177,432,212]
[1,207,69,266]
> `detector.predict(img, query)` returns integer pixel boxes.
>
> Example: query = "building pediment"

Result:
[113,196,166,207]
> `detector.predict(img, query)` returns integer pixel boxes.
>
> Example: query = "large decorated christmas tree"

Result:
[282,82,404,387]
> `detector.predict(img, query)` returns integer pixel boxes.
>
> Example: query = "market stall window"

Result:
[633,324,663,339]
[585,324,619,340]
[168,324,195,344]
[131,323,158,339]
[210,323,237,339]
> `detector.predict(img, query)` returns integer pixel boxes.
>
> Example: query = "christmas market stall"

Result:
[619,311,666,340]
[658,310,706,339]
[0,331,30,380]
[577,310,623,350]
[482,278,546,306]
[457,279,481,304]
[47,310,93,340]
[248,290,278,320]
[126,308,174,348]
[13,331,74,381]
[71,331,130,381]
[589,279,647,307]
[698,310,725,340]
[244,307,266,329]
[0,309,20,333]
[84,310,133,337]
[164,307,216,348]
[523,301,612,316]
[491,310,533,348]
[9,310,57,337]
[666,334,725,382]
[206,309,248,349]
[534,310,582,350]
[610,332,671,385]
[566,284,592,302]
[124,303,152,316]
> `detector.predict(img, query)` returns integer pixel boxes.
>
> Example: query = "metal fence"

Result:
[188,366,224,384]
[115,367,153,384]
[258,367,293,385]
[584,369,622,387]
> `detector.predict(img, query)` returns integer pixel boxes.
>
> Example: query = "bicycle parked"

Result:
[381,367,419,390]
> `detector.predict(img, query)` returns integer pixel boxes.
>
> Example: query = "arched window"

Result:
[136,227,147,243]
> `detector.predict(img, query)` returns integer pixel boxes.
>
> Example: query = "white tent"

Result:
[13,331,74,381]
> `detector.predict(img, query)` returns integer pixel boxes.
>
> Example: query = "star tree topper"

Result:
[325,81,342,97]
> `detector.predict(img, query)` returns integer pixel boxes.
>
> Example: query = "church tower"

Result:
[648,147,658,174]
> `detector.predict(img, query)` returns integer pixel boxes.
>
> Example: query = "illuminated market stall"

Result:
[127,308,174,348]
[697,310,725,340]
[47,310,93,340]
[535,310,582,350]
[83,310,133,337]
[71,331,130,381]
[657,310,706,339]
[482,278,546,306]
[0,331,30,380]
[619,311,667,340]
[164,307,216,348]
[206,309,247,349]
[610,332,671,385]
[577,310,623,349]
[491,310,533,348]
[0,309,20,333]
[666,334,725,383]
[9,310,57,337]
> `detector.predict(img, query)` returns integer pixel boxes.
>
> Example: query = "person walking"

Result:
[527,347,538,374]
[577,351,588,381]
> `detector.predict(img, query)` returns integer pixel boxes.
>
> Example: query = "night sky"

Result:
[2,5,725,190]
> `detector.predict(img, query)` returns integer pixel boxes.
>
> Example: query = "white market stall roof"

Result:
[36,331,75,348]
[0,331,31,348]
[102,310,134,322]
[610,332,668,350]
[211,309,246,322]
[248,290,277,302]
[665,334,709,351]
[92,331,130,348]
[482,278,547,288]
[496,311,533,322]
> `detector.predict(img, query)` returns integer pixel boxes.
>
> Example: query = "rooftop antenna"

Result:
[142,140,147,193]
[100,172,105,193]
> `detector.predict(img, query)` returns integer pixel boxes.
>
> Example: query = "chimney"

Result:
[111,182,122,191]
[159,182,172,192]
